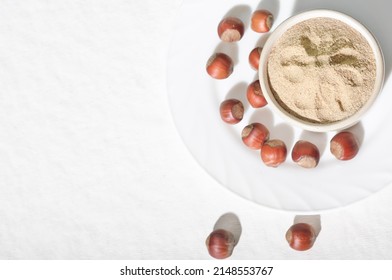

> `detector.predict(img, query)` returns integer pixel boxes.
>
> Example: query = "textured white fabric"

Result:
[0,0,391,259]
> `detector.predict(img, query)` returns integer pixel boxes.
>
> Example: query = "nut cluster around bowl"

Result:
[207,9,368,169]
[201,7,378,260]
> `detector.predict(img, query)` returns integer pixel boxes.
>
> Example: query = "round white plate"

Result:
[167,0,392,212]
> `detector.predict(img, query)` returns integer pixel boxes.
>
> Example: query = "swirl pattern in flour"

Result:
[267,17,376,123]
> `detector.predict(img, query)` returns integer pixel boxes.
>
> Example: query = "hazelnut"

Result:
[206,53,233,79]
[219,99,244,124]
[291,140,320,168]
[330,131,359,160]
[217,17,244,42]
[247,80,267,108]
[251,10,273,33]
[286,223,316,251]
[261,139,287,167]
[242,123,270,150]
[249,47,263,70]
[206,229,235,259]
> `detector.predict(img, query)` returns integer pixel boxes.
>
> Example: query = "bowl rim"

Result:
[259,9,385,132]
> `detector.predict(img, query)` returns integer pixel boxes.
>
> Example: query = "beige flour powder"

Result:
[267,17,376,123]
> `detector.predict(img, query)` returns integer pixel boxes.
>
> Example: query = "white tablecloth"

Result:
[0,0,391,259]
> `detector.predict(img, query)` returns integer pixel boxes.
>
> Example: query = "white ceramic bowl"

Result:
[259,9,385,132]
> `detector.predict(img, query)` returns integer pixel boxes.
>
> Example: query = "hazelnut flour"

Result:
[267,17,376,123]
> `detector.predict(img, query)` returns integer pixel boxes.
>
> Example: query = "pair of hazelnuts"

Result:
[206,223,317,259]
[206,9,273,80]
